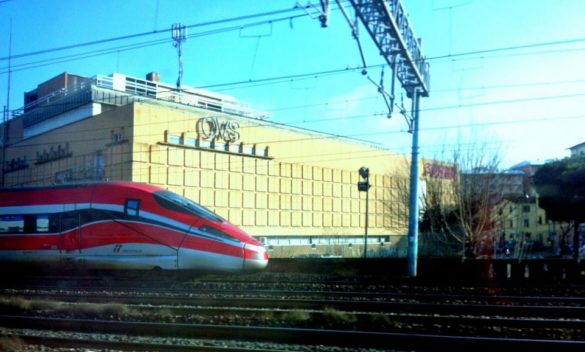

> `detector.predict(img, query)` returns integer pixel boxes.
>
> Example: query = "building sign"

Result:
[196,116,240,143]
[423,161,457,180]
[35,143,72,165]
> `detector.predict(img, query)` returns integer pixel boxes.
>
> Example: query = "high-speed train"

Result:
[0,182,268,271]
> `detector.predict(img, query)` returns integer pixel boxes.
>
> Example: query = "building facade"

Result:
[496,196,553,257]
[1,72,414,257]
[569,141,585,157]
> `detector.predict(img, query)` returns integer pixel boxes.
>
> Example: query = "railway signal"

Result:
[358,166,371,258]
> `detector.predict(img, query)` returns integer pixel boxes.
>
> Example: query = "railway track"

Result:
[2,275,585,351]
[5,286,585,311]
[1,315,585,352]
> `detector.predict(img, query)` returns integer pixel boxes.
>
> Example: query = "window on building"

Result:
[243,145,254,155]
[538,216,543,225]
[168,135,182,144]
[215,142,226,151]
[522,205,531,213]
[524,219,530,228]
[509,220,513,228]
[0,215,24,233]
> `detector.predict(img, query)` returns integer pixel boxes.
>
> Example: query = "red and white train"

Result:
[0,182,268,272]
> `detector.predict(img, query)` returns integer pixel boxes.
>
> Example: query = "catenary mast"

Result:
[319,0,430,277]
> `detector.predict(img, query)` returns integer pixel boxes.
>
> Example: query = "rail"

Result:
[2,315,585,351]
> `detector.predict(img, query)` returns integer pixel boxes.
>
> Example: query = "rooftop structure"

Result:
[9,72,270,141]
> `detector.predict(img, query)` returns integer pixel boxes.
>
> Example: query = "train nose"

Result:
[243,243,269,271]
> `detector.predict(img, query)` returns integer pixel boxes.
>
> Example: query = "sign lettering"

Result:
[197,117,240,143]
[423,161,457,180]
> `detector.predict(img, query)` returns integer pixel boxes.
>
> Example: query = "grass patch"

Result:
[0,336,26,351]
[0,296,130,318]
[322,308,357,326]
[282,310,311,322]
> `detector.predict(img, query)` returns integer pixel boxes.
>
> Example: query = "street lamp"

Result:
[358,166,371,258]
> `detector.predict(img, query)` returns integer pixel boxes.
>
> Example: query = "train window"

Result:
[60,211,79,232]
[154,191,225,222]
[81,209,112,223]
[48,214,59,232]
[199,225,240,243]
[0,215,24,233]
[125,199,141,217]
[36,215,50,232]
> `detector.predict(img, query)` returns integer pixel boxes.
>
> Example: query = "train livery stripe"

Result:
[0,202,241,246]
[0,220,245,258]
[0,203,93,214]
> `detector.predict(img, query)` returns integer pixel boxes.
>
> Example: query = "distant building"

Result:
[460,161,563,257]
[495,196,554,257]
[461,169,524,205]
[1,72,416,258]
[569,141,585,157]
[508,161,544,197]
[494,161,566,257]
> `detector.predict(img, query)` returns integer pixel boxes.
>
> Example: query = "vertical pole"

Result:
[364,186,369,258]
[1,106,6,188]
[2,20,12,188]
[574,221,580,263]
[177,39,183,91]
[172,23,186,93]
[407,89,421,277]
[6,19,12,115]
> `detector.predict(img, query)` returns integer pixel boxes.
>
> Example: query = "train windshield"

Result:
[154,191,225,222]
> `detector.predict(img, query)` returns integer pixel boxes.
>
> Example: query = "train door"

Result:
[59,210,81,254]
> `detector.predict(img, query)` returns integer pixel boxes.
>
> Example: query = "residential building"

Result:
[569,141,585,157]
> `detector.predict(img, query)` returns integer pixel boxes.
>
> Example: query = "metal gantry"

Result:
[320,0,430,277]
[348,0,430,98]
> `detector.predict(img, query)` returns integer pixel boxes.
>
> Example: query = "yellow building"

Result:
[1,72,412,257]
[496,196,554,257]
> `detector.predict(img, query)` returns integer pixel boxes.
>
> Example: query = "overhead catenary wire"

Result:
[0,4,321,63]
[4,92,584,153]
[3,78,585,145]
[0,4,584,83]
[425,36,585,62]
[2,3,583,178]
[0,11,317,76]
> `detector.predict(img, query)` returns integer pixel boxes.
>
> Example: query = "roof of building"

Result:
[568,141,585,150]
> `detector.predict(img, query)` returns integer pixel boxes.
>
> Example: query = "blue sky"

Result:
[1,0,584,168]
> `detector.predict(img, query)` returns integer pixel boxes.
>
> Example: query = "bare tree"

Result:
[444,140,503,257]
[382,138,504,258]
[382,156,461,256]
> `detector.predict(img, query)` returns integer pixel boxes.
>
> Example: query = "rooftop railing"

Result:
[13,74,270,123]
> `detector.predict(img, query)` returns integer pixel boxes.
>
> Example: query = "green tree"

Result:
[533,156,585,258]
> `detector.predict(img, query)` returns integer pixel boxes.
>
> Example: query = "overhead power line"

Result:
[0,5,317,62]
[426,36,585,62]
[0,11,318,76]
